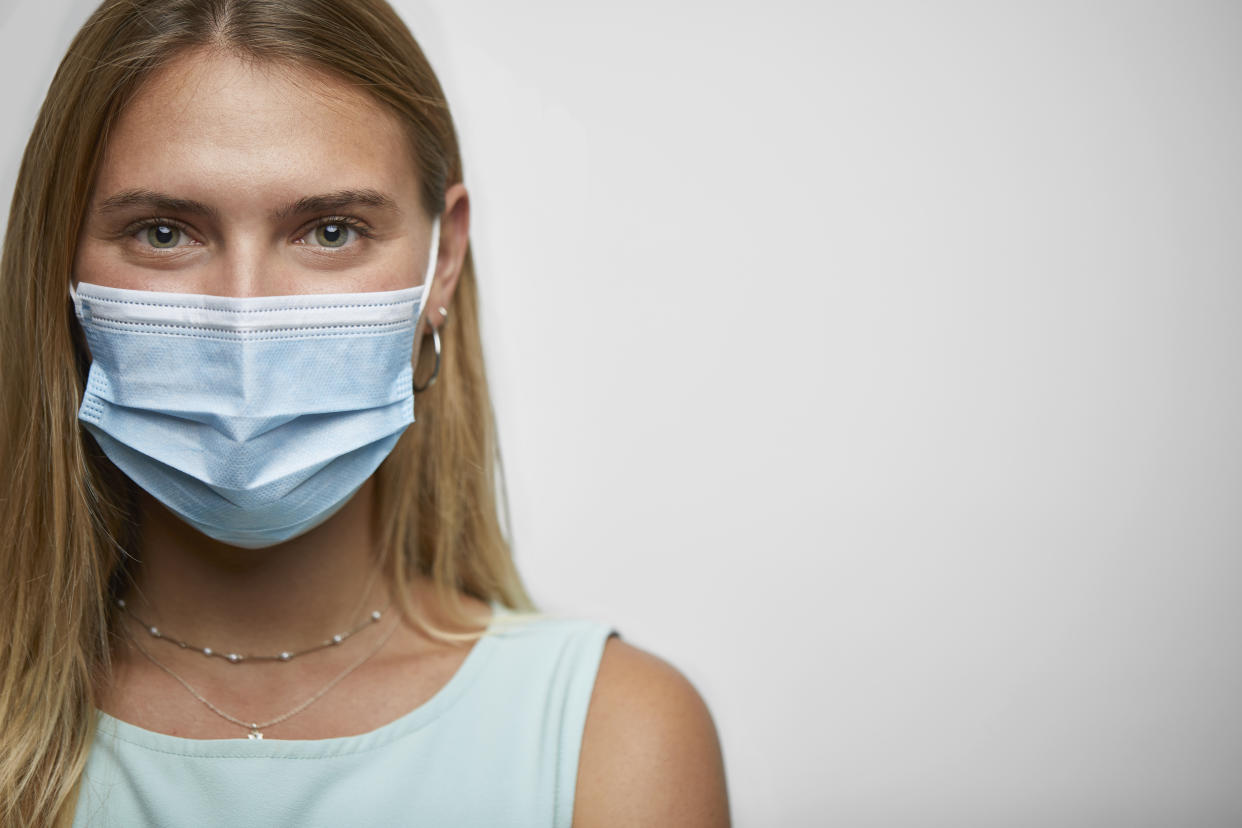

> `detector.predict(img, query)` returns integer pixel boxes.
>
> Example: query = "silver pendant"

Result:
[248,728,263,740]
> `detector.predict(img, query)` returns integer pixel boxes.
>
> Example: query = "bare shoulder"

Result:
[574,635,731,827]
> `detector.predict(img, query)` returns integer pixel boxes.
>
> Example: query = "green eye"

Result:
[146,224,181,248]
[314,223,349,248]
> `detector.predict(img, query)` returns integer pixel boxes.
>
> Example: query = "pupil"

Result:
[322,224,342,243]
[150,225,176,247]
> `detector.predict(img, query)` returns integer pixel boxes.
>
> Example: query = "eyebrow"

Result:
[95,188,401,220]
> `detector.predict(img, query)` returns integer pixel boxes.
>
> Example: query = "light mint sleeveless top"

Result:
[73,606,617,827]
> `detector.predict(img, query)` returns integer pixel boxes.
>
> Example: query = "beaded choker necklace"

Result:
[115,597,390,664]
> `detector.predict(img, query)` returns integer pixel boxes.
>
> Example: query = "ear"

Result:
[417,181,469,341]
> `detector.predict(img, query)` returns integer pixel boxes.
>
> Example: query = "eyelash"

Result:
[123,216,375,250]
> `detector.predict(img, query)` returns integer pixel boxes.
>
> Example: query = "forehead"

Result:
[94,48,418,208]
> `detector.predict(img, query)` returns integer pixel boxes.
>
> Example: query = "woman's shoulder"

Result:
[432,587,731,824]
[574,635,731,827]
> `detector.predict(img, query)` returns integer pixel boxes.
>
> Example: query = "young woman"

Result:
[0,1,729,824]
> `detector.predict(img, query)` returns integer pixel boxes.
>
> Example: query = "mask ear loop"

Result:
[412,325,441,394]
[412,215,442,394]
[68,279,87,320]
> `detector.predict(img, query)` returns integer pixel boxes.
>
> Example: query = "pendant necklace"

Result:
[123,612,400,740]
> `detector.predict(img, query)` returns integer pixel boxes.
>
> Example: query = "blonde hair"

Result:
[0,1,538,823]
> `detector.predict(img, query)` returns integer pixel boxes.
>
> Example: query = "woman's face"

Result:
[74,48,436,297]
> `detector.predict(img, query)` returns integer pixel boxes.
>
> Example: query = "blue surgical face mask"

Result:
[69,217,440,549]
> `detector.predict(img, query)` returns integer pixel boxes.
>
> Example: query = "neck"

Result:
[122,478,387,656]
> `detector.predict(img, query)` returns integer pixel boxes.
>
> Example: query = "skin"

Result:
[74,48,729,824]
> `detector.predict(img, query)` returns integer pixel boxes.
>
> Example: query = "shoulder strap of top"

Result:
[478,606,619,827]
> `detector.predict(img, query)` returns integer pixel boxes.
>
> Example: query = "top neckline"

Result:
[91,603,505,760]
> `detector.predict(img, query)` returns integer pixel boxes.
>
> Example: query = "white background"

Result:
[3,2,1241,825]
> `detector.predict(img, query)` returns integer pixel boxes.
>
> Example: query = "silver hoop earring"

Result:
[412,325,441,393]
